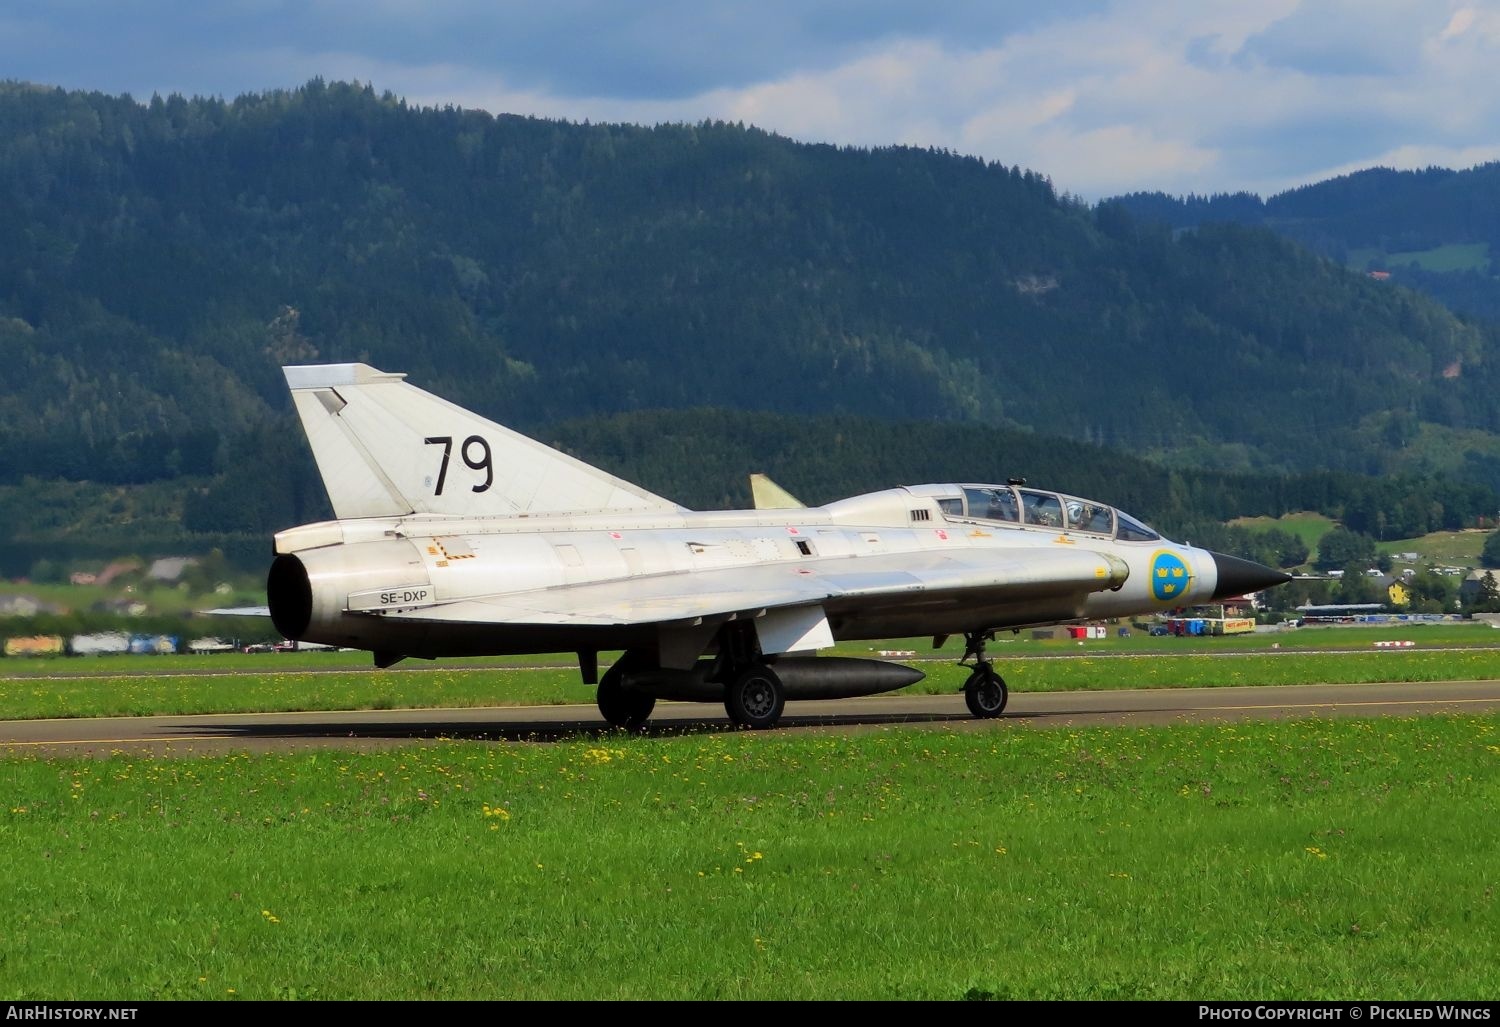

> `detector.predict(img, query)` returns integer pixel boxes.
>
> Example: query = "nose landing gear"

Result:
[960,631,1009,719]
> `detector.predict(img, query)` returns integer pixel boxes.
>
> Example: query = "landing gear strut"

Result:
[717,622,786,730]
[959,631,1008,719]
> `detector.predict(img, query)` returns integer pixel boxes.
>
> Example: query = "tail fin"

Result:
[284,364,683,519]
[749,473,805,510]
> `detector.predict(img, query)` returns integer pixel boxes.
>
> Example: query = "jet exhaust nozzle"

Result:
[267,554,313,640]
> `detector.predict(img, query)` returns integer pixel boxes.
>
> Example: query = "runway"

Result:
[2,679,1499,757]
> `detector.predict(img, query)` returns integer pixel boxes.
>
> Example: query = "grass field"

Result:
[2,621,1496,675]
[1228,511,1336,555]
[0,579,267,618]
[1346,243,1491,273]
[1376,530,1487,569]
[1225,512,1492,573]
[1,715,1494,999]
[2,642,1498,720]
[1387,242,1491,272]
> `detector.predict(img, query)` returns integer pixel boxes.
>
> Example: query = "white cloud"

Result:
[1311,143,1500,185]
[376,2,1350,196]
[1438,7,1479,40]
[9,0,1500,199]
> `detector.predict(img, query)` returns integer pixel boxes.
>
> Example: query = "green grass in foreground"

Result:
[0,715,1495,999]
[1,648,1498,720]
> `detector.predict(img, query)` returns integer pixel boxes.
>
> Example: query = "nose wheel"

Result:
[963,665,1008,718]
[959,631,1008,719]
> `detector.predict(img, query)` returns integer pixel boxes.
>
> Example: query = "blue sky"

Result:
[5,1,1500,199]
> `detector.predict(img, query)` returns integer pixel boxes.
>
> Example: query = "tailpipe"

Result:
[267,554,312,640]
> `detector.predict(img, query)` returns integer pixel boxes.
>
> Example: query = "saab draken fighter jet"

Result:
[267,364,1290,729]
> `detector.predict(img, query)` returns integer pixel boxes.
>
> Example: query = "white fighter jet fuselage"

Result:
[267,364,1289,729]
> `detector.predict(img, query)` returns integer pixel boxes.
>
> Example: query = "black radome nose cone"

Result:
[1209,551,1292,600]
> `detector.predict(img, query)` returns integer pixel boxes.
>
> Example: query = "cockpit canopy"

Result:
[940,484,1161,542]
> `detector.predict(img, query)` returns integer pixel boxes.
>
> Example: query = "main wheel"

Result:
[964,666,1008,718]
[597,658,656,729]
[725,664,786,730]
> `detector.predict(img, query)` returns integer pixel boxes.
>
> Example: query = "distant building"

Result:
[147,557,199,582]
[97,598,150,617]
[0,595,65,616]
[188,637,236,654]
[0,595,42,617]
[69,572,98,586]
[4,635,64,657]
[1368,270,1391,281]
[1459,569,1500,605]
[1297,603,1386,623]
[1375,575,1410,606]
[1165,601,1257,635]
[130,634,179,655]
[71,632,130,656]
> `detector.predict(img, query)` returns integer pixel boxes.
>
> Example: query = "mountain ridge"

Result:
[2,80,1499,571]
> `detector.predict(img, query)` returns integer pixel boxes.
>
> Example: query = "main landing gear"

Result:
[724,664,786,730]
[594,626,789,732]
[596,650,656,730]
[959,631,1009,719]
[719,623,784,730]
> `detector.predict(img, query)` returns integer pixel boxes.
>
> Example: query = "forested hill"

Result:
[1111,163,1500,321]
[7,406,1490,577]
[3,79,1500,489]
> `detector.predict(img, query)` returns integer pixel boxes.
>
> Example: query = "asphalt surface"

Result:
[2,679,1499,757]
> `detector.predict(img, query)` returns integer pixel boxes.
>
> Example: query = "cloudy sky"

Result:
[6,1,1500,199]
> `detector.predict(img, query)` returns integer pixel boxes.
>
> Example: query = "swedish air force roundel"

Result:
[1150,550,1192,602]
